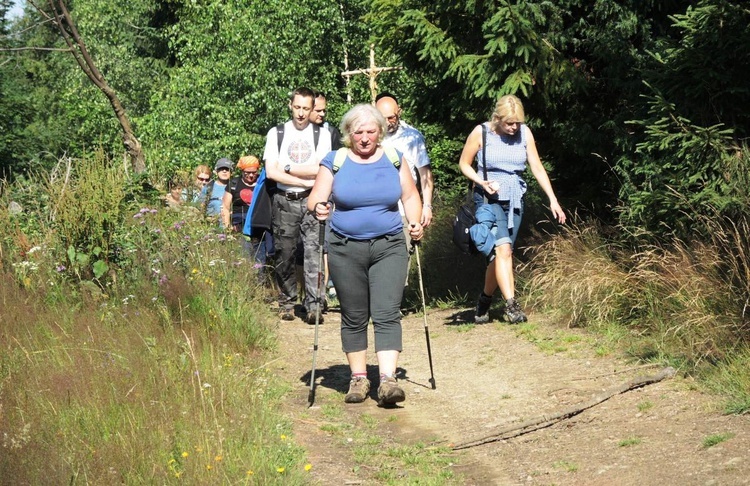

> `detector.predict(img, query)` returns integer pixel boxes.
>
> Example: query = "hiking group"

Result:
[173,87,565,406]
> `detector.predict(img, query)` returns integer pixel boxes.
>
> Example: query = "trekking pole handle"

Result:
[313,201,331,221]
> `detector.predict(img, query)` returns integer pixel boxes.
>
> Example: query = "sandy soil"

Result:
[270,304,750,485]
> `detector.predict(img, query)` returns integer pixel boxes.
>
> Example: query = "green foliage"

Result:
[141,0,358,171]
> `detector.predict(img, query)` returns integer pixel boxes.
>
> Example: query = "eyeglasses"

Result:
[197,177,210,182]
[243,171,258,176]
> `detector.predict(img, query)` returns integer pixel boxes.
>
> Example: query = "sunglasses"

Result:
[197,177,210,182]
[243,171,258,176]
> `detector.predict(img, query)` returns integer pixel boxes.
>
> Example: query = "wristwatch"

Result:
[284,164,291,174]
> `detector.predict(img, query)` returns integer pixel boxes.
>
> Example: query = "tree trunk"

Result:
[43,0,146,173]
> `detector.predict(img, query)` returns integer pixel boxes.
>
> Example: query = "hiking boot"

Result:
[279,307,294,321]
[305,309,324,325]
[377,376,406,405]
[504,298,528,324]
[474,292,493,324]
[344,376,370,403]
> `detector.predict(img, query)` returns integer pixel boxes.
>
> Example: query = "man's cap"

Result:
[214,158,233,170]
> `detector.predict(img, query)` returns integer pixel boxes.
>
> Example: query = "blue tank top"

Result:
[321,150,403,239]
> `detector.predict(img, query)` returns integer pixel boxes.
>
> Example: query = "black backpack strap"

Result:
[276,123,285,152]
[312,123,320,150]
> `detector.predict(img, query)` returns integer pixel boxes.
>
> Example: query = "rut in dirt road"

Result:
[272,307,750,485]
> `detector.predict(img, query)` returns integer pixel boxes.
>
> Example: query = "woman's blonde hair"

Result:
[491,94,526,125]
[339,104,387,148]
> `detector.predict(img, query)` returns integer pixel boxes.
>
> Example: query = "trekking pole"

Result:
[308,209,327,407]
[413,240,436,389]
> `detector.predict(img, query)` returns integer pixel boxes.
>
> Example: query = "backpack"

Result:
[451,124,487,255]
[331,146,400,173]
[276,123,321,152]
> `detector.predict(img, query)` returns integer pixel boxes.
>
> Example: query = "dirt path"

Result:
[270,305,750,485]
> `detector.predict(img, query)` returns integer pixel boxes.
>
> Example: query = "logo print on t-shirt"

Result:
[287,139,313,164]
[240,188,253,205]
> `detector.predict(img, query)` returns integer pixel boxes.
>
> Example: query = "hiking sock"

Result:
[352,372,367,379]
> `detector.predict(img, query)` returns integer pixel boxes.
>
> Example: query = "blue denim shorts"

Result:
[473,190,523,249]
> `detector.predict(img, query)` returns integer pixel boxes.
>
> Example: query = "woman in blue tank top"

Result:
[458,94,566,324]
[308,104,424,406]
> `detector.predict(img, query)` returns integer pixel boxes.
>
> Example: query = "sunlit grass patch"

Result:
[702,432,735,449]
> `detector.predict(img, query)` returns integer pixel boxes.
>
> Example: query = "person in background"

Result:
[310,90,342,298]
[458,94,566,324]
[221,155,272,266]
[203,157,233,224]
[307,104,424,406]
[310,91,343,150]
[375,92,434,228]
[165,165,210,207]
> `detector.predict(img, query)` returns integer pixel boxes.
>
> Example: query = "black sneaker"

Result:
[474,292,493,323]
[504,298,528,324]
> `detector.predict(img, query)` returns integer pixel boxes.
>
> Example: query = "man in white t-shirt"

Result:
[264,87,332,323]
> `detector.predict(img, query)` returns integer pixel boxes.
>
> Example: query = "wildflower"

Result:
[214,455,222,462]
[206,464,212,471]
[173,222,182,230]
[28,246,42,254]
[150,209,157,214]
[140,207,150,213]
[247,470,254,476]
[184,235,190,240]
[182,452,189,458]
[276,467,285,473]
[133,213,143,219]
[217,234,227,241]
[280,434,287,441]
[56,265,66,272]
[153,228,162,234]
[305,464,312,472]
[174,472,181,478]
[203,383,211,388]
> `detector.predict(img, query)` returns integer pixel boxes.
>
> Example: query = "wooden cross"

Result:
[341,44,402,104]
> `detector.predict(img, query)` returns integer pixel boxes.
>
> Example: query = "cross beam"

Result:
[341,44,402,104]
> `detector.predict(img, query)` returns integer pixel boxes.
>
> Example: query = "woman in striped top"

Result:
[458,94,566,324]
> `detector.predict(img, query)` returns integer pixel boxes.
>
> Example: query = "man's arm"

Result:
[417,165,434,227]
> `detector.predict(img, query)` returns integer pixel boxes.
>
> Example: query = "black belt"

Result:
[281,189,311,201]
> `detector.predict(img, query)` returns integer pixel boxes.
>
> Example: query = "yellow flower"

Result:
[304,464,312,472]
[192,268,198,274]
[174,472,182,478]
[280,434,287,440]
[206,464,212,471]
[182,451,189,458]
[276,467,285,473]
[247,470,254,476]
[214,455,222,462]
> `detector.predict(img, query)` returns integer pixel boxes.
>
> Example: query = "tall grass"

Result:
[523,214,750,412]
[0,155,311,483]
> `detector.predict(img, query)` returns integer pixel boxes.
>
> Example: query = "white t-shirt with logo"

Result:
[263,121,332,193]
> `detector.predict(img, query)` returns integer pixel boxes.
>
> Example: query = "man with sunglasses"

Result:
[203,157,234,223]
